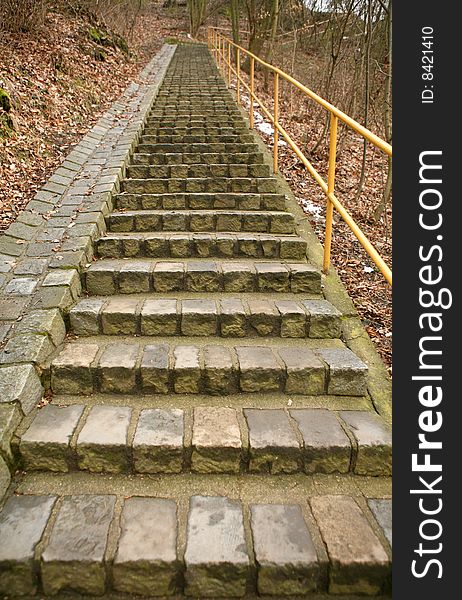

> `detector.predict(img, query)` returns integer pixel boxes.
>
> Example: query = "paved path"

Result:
[0,44,391,598]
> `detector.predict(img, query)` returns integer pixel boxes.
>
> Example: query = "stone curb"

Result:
[0,44,177,493]
[232,89,392,425]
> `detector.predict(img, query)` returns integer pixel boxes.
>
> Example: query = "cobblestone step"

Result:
[69,296,341,338]
[126,163,271,179]
[122,176,278,194]
[97,232,306,260]
[132,151,265,165]
[145,117,245,127]
[84,259,321,295]
[114,191,286,211]
[137,142,261,153]
[106,209,295,234]
[0,491,391,597]
[140,133,255,144]
[48,339,368,396]
[17,405,391,476]
[143,126,251,136]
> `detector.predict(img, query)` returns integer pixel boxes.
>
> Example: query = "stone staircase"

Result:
[0,45,391,598]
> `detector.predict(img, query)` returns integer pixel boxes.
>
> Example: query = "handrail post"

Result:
[273,72,279,173]
[236,48,241,105]
[219,35,223,71]
[228,41,231,87]
[249,56,255,129]
[323,113,338,274]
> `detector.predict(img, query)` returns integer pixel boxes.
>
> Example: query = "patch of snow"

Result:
[299,198,323,220]
[257,121,274,135]
[277,140,287,146]
[363,266,374,273]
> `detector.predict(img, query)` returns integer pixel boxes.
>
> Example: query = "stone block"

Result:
[256,263,289,292]
[247,299,279,336]
[173,345,201,393]
[113,497,179,596]
[140,344,170,393]
[317,348,368,396]
[274,300,306,338]
[41,495,116,595]
[153,261,184,292]
[291,409,351,474]
[77,406,132,473]
[0,495,57,596]
[219,298,247,337]
[1,363,43,414]
[340,411,392,476]
[278,347,326,395]
[302,299,342,338]
[141,299,178,335]
[101,298,139,335]
[245,409,300,473]
[133,408,184,473]
[118,262,151,294]
[16,309,66,346]
[20,404,84,471]
[181,299,217,336]
[310,495,390,595]
[222,262,255,292]
[368,499,392,547]
[186,261,220,292]
[191,407,241,473]
[184,496,250,597]
[251,504,321,595]
[203,345,237,394]
[69,299,105,335]
[236,346,282,392]
[99,343,138,393]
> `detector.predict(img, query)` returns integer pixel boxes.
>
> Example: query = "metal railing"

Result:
[207,27,392,285]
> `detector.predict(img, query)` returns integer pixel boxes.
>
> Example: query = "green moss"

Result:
[0,88,12,113]
[93,48,106,62]
[88,27,129,54]
[0,113,14,138]
[88,26,101,44]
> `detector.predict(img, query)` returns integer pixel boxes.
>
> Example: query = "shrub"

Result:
[0,0,48,33]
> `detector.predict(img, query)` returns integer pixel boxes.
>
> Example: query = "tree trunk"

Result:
[373,0,392,222]
[187,0,207,37]
[355,0,372,203]
[231,0,240,45]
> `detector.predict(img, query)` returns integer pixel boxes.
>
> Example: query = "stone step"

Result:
[149,109,242,117]
[114,192,286,211]
[96,232,306,260]
[18,405,391,476]
[0,491,391,597]
[143,126,250,136]
[136,142,260,154]
[126,163,271,179]
[69,296,341,339]
[121,176,278,194]
[152,101,237,109]
[131,151,265,165]
[106,209,295,234]
[140,133,255,144]
[145,117,244,127]
[48,339,368,397]
[84,259,321,295]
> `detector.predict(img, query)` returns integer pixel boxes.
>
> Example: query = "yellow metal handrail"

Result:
[207,27,392,286]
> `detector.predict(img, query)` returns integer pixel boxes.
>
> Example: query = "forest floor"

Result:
[0,2,391,371]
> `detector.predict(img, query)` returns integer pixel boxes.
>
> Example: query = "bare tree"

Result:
[187,0,207,37]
